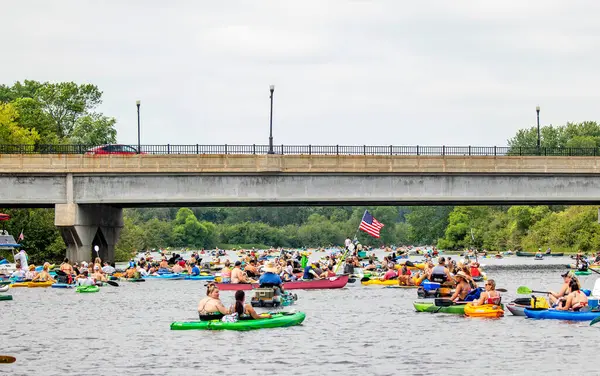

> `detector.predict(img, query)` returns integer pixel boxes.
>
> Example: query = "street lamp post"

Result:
[136,100,141,154]
[268,85,275,154]
[536,105,540,152]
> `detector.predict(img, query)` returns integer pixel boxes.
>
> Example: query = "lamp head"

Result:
[269,85,275,92]
[536,105,540,112]
[136,100,141,106]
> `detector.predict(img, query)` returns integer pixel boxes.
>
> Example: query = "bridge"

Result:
[2,144,600,262]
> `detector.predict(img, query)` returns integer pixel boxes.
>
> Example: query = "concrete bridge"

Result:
[2,153,600,262]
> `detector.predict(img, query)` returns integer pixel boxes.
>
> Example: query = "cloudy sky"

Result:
[3,1,599,146]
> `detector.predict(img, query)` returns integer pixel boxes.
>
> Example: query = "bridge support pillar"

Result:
[55,204,123,263]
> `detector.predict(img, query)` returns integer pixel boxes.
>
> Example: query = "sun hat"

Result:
[264,261,278,273]
[454,271,469,280]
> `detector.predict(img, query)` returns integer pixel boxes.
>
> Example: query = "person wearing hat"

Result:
[32,262,55,283]
[450,271,471,302]
[549,271,580,307]
[259,261,285,297]
[302,262,321,280]
[25,264,37,280]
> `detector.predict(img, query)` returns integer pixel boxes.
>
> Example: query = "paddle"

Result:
[0,355,16,364]
[105,280,119,287]
[348,278,356,284]
[360,277,370,282]
[590,316,600,326]
[517,286,551,295]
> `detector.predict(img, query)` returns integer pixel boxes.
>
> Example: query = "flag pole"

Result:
[335,210,367,274]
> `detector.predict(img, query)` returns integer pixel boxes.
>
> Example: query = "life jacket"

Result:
[464,287,483,302]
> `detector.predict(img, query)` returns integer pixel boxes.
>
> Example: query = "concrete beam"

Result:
[1,154,600,174]
[55,204,123,263]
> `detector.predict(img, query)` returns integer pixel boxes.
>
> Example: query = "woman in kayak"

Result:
[558,279,589,311]
[25,264,37,280]
[450,271,471,302]
[32,263,55,283]
[222,290,271,322]
[60,258,74,275]
[549,271,580,307]
[198,283,230,320]
[472,279,501,306]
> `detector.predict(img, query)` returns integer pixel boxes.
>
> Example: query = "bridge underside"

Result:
[0,173,600,207]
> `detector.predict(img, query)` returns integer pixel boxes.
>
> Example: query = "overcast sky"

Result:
[3,1,600,146]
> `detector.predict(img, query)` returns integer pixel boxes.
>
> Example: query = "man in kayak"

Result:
[60,258,74,275]
[231,261,256,284]
[303,263,321,280]
[259,261,285,303]
[429,257,454,285]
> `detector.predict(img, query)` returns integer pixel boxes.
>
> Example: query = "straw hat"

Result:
[454,271,470,281]
[264,261,278,273]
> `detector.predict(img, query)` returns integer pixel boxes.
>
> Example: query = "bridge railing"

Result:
[0,144,599,156]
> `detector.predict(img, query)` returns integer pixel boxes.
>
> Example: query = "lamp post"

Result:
[536,105,540,152]
[268,85,275,154]
[136,100,141,154]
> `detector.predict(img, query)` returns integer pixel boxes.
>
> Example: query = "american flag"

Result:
[359,210,384,238]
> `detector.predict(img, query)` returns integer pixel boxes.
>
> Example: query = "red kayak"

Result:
[216,275,349,291]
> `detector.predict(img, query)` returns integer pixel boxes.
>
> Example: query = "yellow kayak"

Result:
[395,263,425,271]
[361,279,403,286]
[11,281,54,288]
[464,303,504,318]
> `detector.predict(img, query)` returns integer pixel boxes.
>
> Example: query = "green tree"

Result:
[0,103,40,145]
[69,113,117,145]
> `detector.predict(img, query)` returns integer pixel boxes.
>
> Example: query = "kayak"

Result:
[216,275,348,291]
[524,308,600,321]
[11,281,54,288]
[170,312,306,331]
[144,273,185,280]
[575,270,592,276]
[464,303,504,318]
[361,279,401,286]
[385,285,418,289]
[184,275,215,281]
[413,301,466,314]
[51,283,76,289]
[0,295,13,301]
[506,303,527,316]
[0,285,8,293]
[76,285,99,293]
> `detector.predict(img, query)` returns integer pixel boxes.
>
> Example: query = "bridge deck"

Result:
[0,154,599,174]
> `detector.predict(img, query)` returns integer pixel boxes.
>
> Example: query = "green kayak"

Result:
[0,295,13,301]
[76,285,99,293]
[170,311,306,331]
[413,300,466,314]
[575,270,592,276]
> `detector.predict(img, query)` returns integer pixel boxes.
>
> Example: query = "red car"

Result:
[85,144,144,155]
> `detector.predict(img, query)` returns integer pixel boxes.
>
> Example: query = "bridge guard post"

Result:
[55,204,123,263]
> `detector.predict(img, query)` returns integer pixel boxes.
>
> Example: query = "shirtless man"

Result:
[231,261,255,284]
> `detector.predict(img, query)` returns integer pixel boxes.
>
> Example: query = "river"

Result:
[1,256,598,376]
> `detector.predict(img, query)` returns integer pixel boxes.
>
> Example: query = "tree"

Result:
[0,103,40,145]
[69,113,117,145]
[34,82,103,139]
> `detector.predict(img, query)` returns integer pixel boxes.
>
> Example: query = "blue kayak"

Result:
[51,283,75,288]
[524,308,600,321]
[184,275,215,281]
[144,273,185,280]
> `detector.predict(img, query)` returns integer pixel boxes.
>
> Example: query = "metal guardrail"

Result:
[0,144,599,156]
